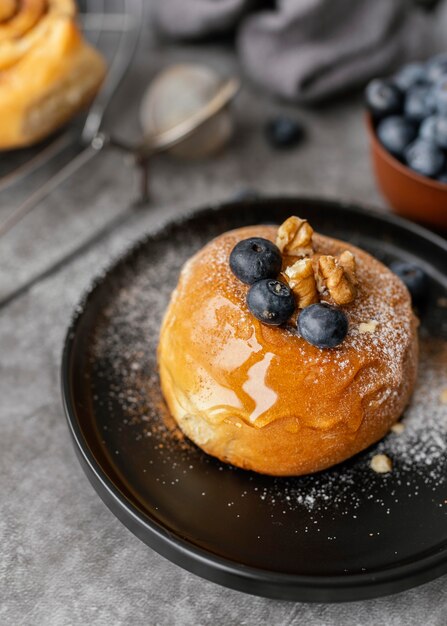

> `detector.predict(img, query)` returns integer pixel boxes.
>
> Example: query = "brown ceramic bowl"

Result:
[366,114,447,230]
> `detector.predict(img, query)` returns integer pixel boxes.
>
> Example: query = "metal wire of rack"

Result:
[0,0,144,238]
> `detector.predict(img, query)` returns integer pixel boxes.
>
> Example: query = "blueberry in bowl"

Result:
[365,79,403,119]
[404,85,436,122]
[376,116,417,158]
[426,53,447,84]
[434,115,447,149]
[419,115,438,142]
[404,139,445,178]
[433,77,447,115]
[365,52,447,228]
[393,62,427,91]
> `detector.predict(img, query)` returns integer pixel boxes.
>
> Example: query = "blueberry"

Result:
[427,53,447,83]
[404,85,436,122]
[231,188,260,202]
[376,116,417,157]
[419,115,438,142]
[393,62,427,92]
[297,303,348,349]
[434,115,447,149]
[426,87,438,113]
[404,139,445,177]
[365,79,403,118]
[265,116,305,149]
[433,78,447,115]
[230,237,282,285]
[389,261,428,303]
[419,115,447,148]
[246,279,295,325]
[437,172,447,184]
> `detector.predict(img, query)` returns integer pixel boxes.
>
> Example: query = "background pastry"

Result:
[0,0,106,150]
[158,219,419,476]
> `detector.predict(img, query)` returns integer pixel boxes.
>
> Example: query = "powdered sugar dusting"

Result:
[86,224,447,519]
[159,226,417,436]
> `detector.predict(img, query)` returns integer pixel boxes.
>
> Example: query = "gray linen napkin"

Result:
[152,0,445,103]
[152,0,253,39]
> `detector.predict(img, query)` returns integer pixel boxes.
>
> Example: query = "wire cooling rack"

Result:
[0,0,144,237]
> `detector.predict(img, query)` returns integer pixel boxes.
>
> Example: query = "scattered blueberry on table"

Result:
[246,279,296,325]
[229,237,282,284]
[365,52,447,183]
[265,115,305,149]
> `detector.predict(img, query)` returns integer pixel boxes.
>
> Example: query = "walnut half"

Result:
[283,258,319,308]
[276,216,313,257]
[318,254,357,305]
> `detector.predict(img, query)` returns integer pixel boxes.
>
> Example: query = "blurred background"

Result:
[1,0,447,308]
[2,2,447,624]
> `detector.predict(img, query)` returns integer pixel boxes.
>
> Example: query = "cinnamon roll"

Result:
[0,0,106,149]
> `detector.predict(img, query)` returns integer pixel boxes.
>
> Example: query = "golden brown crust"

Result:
[0,1,106,150]
[158,225,419,476]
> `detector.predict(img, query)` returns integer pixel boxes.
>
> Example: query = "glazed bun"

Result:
[158,223,418,476]
[0,0,106,150]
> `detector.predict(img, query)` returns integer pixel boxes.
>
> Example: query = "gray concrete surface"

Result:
[1,17,446,626]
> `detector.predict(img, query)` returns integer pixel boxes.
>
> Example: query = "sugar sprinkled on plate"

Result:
[87,224,447,519]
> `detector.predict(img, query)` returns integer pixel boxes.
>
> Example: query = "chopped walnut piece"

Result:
[339,250,357,286]
[391,422,405,434]
[276,216,313,257]
[358,319,379,334]
[439,389,447,405]
[370,454,393,474]
[284,258,318,308]
[314,261,328,296]
[318,255,357,305]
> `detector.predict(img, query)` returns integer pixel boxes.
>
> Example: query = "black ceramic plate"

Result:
[62,198,447,602]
